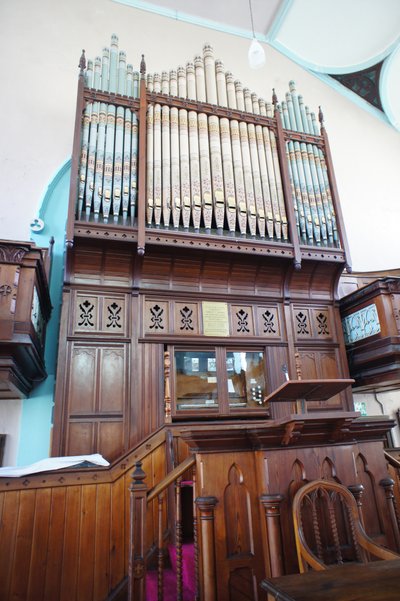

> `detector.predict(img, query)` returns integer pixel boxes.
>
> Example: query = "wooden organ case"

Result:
[45,36,398,600]
[53,37,355,460]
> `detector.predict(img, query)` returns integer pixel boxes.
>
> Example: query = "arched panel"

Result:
[224,463,254,558]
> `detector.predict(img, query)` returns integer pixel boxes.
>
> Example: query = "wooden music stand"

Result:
[263,379,355,414]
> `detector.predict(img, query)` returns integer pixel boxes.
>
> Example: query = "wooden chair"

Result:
[292,479,400,572]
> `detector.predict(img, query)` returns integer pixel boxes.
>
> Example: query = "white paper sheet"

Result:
[0,453,110,477]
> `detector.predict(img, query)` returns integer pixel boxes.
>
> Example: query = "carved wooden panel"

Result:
[292,307,334,341]
[311,308,332,339]
[293,308,312,339]
[197,452,266,600]
[72,292,128,336]
[143,297,283,340]
[231,305,255,336]
[64,342,129,460]
[0,264,19,338]
[174,302,199,334]
[144,300,169,334]
[257,306,280,338]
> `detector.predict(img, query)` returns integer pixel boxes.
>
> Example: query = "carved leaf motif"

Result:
[149,304,164,330]
[296,311,309,335]
[180,305,194,331]
[316,312,329,336]
[78,299,95,327]
[262,309,276,334]
[236,308,250,333]
[106,301,122,328]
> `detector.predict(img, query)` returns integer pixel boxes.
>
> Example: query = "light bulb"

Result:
[248,38,266,69]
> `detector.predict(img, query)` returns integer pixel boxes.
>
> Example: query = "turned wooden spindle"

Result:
[164,350,172,423]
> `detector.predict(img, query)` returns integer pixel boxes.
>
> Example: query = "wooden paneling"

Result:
[62,342,129,461]
[295,348,344,410]
[0,430,167,601]
[197,452,266,601]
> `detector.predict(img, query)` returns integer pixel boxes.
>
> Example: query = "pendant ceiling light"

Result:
[248,0,266,69]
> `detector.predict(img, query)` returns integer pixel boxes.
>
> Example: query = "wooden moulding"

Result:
[180,413,395,453]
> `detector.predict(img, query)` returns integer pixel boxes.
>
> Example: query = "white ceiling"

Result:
[117,0,400,130]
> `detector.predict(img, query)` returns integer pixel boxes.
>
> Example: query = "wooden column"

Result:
[272,90,301,270]
[128,461,148,601]
[196,496,218,601]
[260,493,285,577]
[380,478,400,552]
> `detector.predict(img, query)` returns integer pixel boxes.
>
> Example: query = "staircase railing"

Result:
[129,455,197,601]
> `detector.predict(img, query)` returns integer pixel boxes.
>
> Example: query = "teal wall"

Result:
[17,160,71,465]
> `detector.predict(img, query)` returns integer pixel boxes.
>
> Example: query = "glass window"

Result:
[175,350,218,411]
[226,351,265,409]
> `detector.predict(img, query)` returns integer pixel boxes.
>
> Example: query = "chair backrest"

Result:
[292,479,400,572]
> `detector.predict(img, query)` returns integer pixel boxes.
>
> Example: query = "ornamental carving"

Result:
[316,312,330,336]
[236,308,250,333]
[180,306,194,331]
[0,245,29,264]
[149,304,164,330]
[0,284,12,296]
[295,311,310,336]
[342,304,380,344]
[78,299,95,327]
[262,309,276,334]
[106,302,122,329]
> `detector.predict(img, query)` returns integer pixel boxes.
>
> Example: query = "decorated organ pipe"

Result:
[73,37,344,253]
[76,35,139,224]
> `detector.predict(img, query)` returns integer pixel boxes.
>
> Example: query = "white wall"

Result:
[353,390,400,447]
[1,0,399,270]
[0,399,22,466]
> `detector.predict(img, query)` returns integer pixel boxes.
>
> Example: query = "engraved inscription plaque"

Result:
[202,301,229,336]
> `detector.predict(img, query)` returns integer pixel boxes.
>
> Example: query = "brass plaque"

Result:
[202,302,229,337]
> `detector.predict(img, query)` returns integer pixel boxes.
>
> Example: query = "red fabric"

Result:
[146,543,195,601]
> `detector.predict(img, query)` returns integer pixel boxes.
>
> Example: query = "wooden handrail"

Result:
[385,450,400,470]
[147,455,195,502]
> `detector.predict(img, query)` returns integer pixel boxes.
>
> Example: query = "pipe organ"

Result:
[2,36,398,601]
[72,36,348,266]
[56,34,355,462]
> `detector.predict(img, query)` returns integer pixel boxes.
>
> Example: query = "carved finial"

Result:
[140,54,146,79]
[272,88,278,106]
[79,49,86,74]
[318,105,324,127]
[131,461,146,487]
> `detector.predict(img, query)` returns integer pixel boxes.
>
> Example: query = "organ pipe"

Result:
[75,38,342,250]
